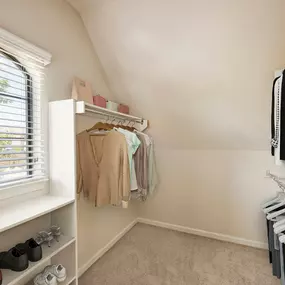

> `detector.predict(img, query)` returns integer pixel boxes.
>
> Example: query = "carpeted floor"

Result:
[79,223,279,285]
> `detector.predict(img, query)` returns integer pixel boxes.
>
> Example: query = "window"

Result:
[0,28,51,196]
[0,49,46,186]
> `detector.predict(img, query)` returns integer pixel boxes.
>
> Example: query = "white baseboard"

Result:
[78,219,137,277]
[79,217,267,277]
[137,218,268,250]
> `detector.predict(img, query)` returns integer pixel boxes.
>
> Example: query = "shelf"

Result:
[60,275,76,285]
[25,275,76,285]
[2,236,75,285]
[76,101,143,122]
[0,195,75,233]
[76,100,148,131]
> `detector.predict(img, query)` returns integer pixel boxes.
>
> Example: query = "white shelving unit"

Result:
[0,202,77,285]
[0,99,147,285]
[0,99,78,285]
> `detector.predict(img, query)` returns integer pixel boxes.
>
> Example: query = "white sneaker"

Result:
[43,264,66,282]
[34,272,57,285]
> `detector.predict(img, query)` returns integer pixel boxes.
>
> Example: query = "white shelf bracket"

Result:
[75,101,86,114]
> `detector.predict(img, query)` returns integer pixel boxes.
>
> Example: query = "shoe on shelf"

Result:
[43,264,66,283]
[50,226,61,242]
[35,226,61,247]
[35,231,54,247]
[0,247,28,272]
[16,238,42,262]
[34,272,57,285]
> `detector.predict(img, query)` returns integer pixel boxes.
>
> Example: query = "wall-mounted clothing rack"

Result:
[76,101,148,131]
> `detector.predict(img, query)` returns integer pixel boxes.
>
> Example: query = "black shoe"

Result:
[15,238,42,262]
[0,247,28,272]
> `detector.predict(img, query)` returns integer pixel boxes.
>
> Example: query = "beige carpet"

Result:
[79,223,279,285]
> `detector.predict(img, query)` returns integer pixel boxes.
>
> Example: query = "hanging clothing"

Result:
[281,241,285,285]
[134,133,148,199]
[114,128,141,191]
[265,207,284,279]
[77,130,130,208]
[148,136,159,194]
[130,162,138,191]
[271,76,281,155]
[135,131,158,195]
[271,70,285,162]
[280,70,285,160]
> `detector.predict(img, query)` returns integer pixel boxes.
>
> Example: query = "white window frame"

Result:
[0,28,52,200]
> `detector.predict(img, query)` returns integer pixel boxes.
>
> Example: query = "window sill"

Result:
[0,177,49,201]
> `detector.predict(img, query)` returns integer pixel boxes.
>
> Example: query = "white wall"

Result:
[143,149,282,244]
[72,0,285,244]
[0,0,111,102]
[0,0,137,269]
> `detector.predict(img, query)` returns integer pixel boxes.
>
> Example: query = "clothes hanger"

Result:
[271,193,285,230]
[274,215,285,228]
[274,219,285,228]
[110,118,118,128]
[87,116,113,132]
[121,120,136,132]
[120,120,130,131]
[267,205,285,221]
[129,121,136,132]
[266,171,285,191]
[274,222,285,235]
[262,192,284,209]
[274,218,285,234]
[103,116,115,129]
[263,191,285,214]
[115,119,127,130]
[262,172,285,213]
[121,120,134,131]
[87,122,110,132]
[279,234,285,244]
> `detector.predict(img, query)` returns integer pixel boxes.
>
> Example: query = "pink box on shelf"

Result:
[118,104,129,114]
[93,95,106,108]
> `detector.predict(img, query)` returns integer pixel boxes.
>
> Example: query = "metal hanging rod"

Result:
[84,108,143,124]
[76,101,145,124]
[266,170,285,191]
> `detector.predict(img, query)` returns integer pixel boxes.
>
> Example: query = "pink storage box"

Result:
[118,104,129,114]
[93,95,106,108]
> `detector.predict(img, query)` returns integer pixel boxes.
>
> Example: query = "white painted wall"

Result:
[70,0,285,244]
[143,149,283,244]
[0,0,137,269]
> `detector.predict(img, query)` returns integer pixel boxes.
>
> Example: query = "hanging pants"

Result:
[266,219,281,278]
[279,242,285,285]
[267,219,273,264]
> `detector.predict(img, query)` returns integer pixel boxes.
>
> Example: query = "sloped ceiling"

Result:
[67,0,285,150]
[66,0,83,14]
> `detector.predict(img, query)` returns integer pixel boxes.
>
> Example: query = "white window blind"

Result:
[0,29,51,187]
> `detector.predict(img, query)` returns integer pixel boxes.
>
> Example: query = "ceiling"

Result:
[66,0,285,150]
